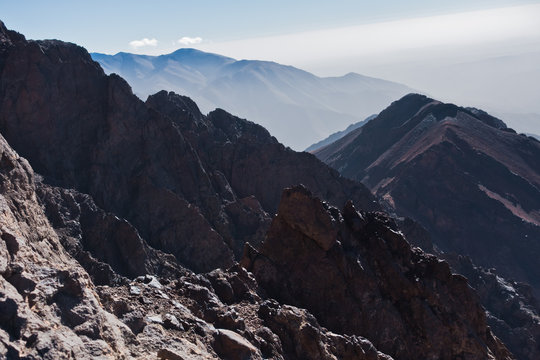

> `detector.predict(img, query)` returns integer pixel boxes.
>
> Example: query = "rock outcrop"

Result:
[0,130,135,358]
[445,254,540,360]
[243,186,512,359]
[36,182,183,285]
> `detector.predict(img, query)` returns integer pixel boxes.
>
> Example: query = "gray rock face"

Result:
[36,182,183,284]
[0,129,134,358]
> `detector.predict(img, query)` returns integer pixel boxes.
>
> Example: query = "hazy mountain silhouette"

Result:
[92,49,414,150]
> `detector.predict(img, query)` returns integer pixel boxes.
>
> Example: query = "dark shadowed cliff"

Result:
[0,21,377,274]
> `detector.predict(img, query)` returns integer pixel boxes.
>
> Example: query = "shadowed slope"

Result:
[315,94,540,294]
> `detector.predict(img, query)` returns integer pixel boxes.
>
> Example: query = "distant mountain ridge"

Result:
[305,114,376,152]
[91,49,415,150]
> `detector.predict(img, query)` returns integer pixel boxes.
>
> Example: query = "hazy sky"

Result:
[2,1,540,132]
[1,1,537,55]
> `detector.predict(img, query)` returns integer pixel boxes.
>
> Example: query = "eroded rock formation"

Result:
[244,185,511,359]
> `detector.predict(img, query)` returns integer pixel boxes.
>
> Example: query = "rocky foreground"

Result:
[0,20,532,359]
[0,135,510,358]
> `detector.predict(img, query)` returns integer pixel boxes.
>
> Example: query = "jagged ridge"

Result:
[0,21,378,274]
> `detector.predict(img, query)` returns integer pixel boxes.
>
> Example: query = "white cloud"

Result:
[129,38,158,49]
[177,36,202,45]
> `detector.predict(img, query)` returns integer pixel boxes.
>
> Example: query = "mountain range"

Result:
[1,20,539,360]
[91,49,414,150]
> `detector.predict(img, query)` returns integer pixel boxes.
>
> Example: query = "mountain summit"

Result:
[92,49,414,150]
[315,93,540,294]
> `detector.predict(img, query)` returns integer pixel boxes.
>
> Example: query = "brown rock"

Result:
[213,329,261,360]
[163,313,183,331]
[245,186,512,360]
[158,348,187,360]
[277,186,340,251]
[258,300,390,360]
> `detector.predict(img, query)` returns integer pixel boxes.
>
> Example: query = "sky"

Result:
[2,1,538,55]
[2,1,540,132]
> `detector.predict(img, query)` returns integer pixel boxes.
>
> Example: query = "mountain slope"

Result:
[315,94,540,294]
[0,24,378,274]
[0,108,392,359]
[92,49,414,150]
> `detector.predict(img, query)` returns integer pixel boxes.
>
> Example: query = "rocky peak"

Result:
[0,21,24,47]
[316,92,540,292]
[207,108,276,144]
[146,90,206,130]
[465,107,508,130]
[276,185,341,251]
[244,186,512,359]
[314,93,540,358]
